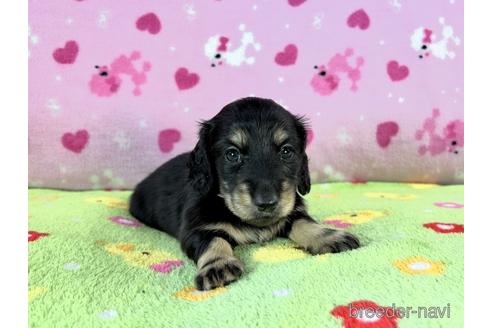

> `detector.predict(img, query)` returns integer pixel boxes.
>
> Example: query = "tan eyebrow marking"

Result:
[229,129,248,148]
[273,128,289,145]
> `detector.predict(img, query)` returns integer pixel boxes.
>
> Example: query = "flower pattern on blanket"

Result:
[365,192,417,200]
[102,242,184,274]
[85,196,128,209]
[324,210,386,226]
[394,256,444,275]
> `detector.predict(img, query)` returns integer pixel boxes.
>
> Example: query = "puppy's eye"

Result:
[225,147,241,162]
[215,53,221,59]
[421,45,427,50]
[279,145,294,160]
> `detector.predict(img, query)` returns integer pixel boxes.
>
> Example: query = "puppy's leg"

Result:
[181,232,244,290]
[195,237,244,290]
[288,217,360,255]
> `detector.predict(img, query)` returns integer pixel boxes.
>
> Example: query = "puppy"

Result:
[130,97,360,290]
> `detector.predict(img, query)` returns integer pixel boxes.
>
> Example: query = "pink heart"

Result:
[387,60,409,82]
[174,68,200,90]
[136,13,161,35]
[52,41,79,64]
[158,129,181,153]
[62,130,89,153]
[288,0,307,7]
[306,128,314,146]
[150,260,184,273]
[376,122,399,148]
[275,44,298,66]
[347,9,370,30]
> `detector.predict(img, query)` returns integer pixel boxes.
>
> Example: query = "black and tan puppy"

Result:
[130,97,360,290]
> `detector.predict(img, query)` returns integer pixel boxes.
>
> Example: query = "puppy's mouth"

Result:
[220,181,296,226]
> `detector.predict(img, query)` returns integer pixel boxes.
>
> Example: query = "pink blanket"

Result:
[28,0,463,189]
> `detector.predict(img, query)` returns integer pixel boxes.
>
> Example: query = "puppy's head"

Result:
[188,97,310,226]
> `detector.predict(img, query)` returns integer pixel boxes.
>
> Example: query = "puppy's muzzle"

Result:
[252,183,279,214]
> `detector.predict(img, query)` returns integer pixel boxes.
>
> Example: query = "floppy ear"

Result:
[188,122,214,195]
[295,115,311,195]
[298,153,311,195]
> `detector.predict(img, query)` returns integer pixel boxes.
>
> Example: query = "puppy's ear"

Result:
[298,154,311,195]
[295,115,311,195]
[188,121,214,195]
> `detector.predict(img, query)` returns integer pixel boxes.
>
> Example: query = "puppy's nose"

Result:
[253,194,279,212]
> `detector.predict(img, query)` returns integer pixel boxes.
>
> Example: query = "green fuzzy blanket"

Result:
[28,183,464,328]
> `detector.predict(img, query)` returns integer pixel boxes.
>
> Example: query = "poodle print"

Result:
[204,24,261,67]
[311,48,364,96]
[411,17,460,60]
[89,51,151,97]
[415,108,464,156]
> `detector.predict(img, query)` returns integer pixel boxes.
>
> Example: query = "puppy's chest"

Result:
[203,220,287,245]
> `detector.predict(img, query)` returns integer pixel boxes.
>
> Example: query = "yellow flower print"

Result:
[174,286,226,301]
[313,193,337,199]
[103,242,177,268]
[324,210,386,225]
[253,244,307,263]
[28,287,48,303]
[29,194,61,202]
[409,183,438,190]
[85,196,128,209]
[365,192,417,200]
[394,256,444,275]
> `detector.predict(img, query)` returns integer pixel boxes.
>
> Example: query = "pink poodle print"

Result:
[411,17,460,60]
[311,48,364,96]
[415,108,464,156]
[204,24,261,67]
[89,51,151,97]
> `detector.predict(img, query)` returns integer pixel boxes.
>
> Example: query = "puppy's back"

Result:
[129,153,190,237]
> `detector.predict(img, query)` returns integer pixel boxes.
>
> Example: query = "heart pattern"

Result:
[52,41,79,64]
[387,60,410,82]
[287,0,307,7]
[29,1,464,189]
[174,68,200,90]
[306,129,314,146]
[136,13,161,35]
[376,122,399,148]
[347,9,370,30]
[158,129,181,153]
[275,44,298,66]
[62,130,89,153]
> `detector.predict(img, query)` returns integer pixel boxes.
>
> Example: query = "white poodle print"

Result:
[204,24,261,67]
[411,17,460,60]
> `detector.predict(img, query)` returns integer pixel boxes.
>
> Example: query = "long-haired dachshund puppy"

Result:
[130,97,360,290]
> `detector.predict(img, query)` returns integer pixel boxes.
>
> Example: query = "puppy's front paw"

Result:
[195,257,245,291]
[307,230,360,255]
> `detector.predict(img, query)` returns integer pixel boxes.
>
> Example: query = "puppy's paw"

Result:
[195,257,244,291]
[307,230,360,255]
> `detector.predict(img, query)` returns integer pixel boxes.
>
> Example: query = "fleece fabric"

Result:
[28,182,463,327]
[29,0,464,189]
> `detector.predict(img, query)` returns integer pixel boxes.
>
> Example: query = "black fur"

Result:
[130,97,359,289]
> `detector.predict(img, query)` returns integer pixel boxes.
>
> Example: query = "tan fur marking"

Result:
[288,219,345,251]
[197,237,234,269]
[224,183,254,220]
[273,128,289,145]
[278,182,296,218]
[229,129,248,148]
[203,220,286,245]
[223,181,296,222]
